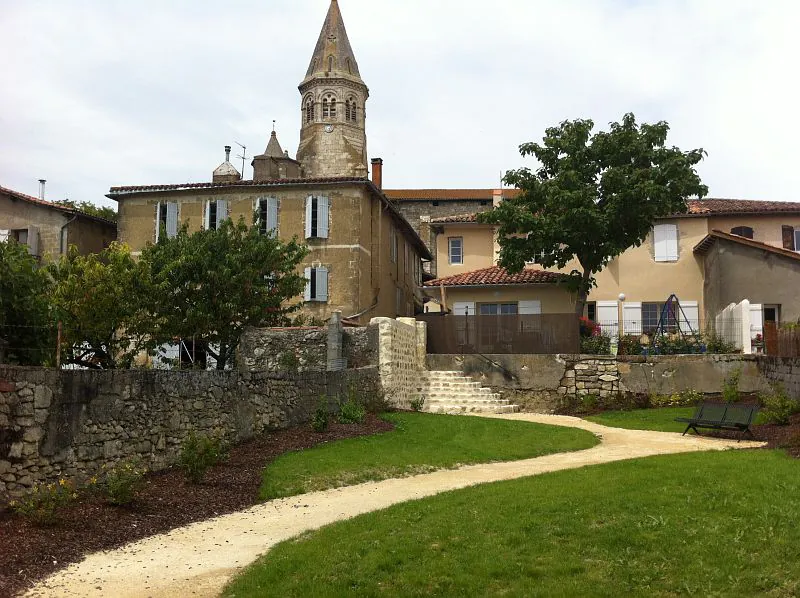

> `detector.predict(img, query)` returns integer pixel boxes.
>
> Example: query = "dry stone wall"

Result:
[373,317,427,408]
[0,366,379,502]
[758,357,800,400]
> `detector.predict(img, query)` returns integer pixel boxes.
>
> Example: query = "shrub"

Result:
[409,396,425,412]
[10,479,78,526]
[103,458,147,505]
[650,389,703,408]
[580,393,599,412]
[578,317,601,338]
[338,397,367,425]
[312,396,329,433]
[760,383,800,425]
[704,333,737,354]
[722,368,741,403]
[618,335,643,356]
[580,334,611,355]
[180,432,227,484]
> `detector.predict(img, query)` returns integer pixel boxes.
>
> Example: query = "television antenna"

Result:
[234,141,247,179]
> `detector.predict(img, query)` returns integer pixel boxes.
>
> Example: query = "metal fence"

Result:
[418,314,580,355]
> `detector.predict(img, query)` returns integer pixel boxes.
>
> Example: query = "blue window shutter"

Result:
[318,196,329,238]
[267,197,279,234]
[166,203,178,238]
[305,196,313,238]
[304,267,312,301]
[316,267,329,302]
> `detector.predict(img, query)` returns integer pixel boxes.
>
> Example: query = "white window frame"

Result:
[653,224,678,262]
[448,237,463,265]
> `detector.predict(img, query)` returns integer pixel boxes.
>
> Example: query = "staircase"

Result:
[417,371,519,414]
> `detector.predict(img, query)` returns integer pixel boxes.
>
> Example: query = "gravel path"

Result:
[24,413,764,598]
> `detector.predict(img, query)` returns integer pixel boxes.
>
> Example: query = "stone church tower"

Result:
[297,0,369,178]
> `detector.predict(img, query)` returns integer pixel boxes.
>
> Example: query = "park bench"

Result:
[675,401,760,441]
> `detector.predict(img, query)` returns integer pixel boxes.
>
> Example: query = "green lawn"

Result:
[228,450,800,598]
[259,412,598,500]
[586,406,695,433]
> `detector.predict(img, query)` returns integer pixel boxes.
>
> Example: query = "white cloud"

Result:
[0,0,797,207]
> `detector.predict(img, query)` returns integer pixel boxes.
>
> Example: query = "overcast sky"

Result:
[1,0,797,209]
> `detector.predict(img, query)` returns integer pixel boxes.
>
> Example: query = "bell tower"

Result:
[297,0,369,178]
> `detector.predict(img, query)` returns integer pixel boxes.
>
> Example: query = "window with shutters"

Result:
[448,237,463,264]
[156,202,178,241]
[642,301,677,333]
[653,224,678,262]
[782,225,796,251]
[304,266,329,302]
[479,303,518,316]
[305,98,314,124]
[204,200,228,230]
[730,226,754,239]
[305,196,329,239]
[257,197,279,236]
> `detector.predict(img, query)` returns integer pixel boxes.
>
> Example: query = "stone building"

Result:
[109,0,430,324]
[0,184,116,260]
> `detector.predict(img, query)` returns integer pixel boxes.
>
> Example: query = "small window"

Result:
[345,100,351,122]
[586,302,597,322]
[328,55,334,72]
[448,237,463,265]
[205,200,228,230]
[346,58,352,74]
[479,303,518,316]
[11,229,28,244]
[730,226,754,239]
[156,202,178,241]
[305,196,329,239]
[782,225,796,250]
[305,99,314,124]
[304,266,329,302]
[653,224,678,262]
[322,94,336,119]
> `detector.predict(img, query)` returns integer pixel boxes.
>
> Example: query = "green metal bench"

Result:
[675,401,760,442]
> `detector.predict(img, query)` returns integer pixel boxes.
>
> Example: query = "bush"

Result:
[338,397,367,425]
[618,335,643,356]
[704,333,737,354]
[10,479,78,526]
[722,368,741,403]
[312,396,329,433]
[580,335,611,355]
[760,384,800,425]
[409,396,425,412]
[650,389,703,408]
[103,458,147,505]
[180,432,227,484]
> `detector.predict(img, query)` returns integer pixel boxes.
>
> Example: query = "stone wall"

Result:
[758,357,800,400]
[373,317,427,408]
[427,353,766,413]
[0,365,380,501]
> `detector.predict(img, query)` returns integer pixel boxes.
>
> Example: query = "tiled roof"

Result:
[425,266,567,287]
[108,176,370,195]
[686,198,800,215]
[693,230,800,261]
[384,189,521,201]
[0,185,116,226]
[429,212,488,224]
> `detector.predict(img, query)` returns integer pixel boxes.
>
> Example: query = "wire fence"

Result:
[0,323,228,370]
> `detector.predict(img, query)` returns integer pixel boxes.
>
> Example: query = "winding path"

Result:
[24,414,764,598]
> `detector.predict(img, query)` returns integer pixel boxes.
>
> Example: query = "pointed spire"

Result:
[305,0,361,80]
[264,130,284,158]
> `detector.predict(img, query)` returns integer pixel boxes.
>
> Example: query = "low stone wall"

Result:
[374,317,427,408]
[758,357,800,400]
[426,354,766,413]
[0,365,380,501]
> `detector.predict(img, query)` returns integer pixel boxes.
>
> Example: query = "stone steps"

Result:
[418,370,518,414]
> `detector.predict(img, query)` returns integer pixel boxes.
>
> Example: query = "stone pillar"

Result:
[327,311,344,371]
[415,320,427,370]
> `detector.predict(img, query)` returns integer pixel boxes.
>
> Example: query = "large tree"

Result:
[48,243,148,369]
[0,240,53,365]
[139,218,308,370]
[480,113,707,316]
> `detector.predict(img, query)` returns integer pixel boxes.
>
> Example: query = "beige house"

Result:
[109,1,430,324]
[0,184,116,260]
[417,196,800,333]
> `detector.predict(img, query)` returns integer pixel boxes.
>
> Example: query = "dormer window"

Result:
[322,94,336,119]
[730,226,754,239]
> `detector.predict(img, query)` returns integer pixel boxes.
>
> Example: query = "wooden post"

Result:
[56,321,62,368]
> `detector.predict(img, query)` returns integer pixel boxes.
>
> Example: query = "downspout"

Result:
[60,214,78,255]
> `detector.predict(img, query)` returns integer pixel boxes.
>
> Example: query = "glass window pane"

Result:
[501,303,518,315]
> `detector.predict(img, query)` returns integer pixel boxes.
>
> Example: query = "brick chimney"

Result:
[371,158,383,190]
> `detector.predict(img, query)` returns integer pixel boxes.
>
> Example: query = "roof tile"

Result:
[425,266,567,287]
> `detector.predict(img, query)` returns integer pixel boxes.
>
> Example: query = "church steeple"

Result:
[297,0,369,178]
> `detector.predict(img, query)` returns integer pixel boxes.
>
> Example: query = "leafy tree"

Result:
[479,113,707,316]
[140,218,308,370]
[48,243,148,369]
[0,241,53,365]
[53,199,117,223]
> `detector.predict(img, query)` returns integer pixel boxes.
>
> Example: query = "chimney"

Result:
[38,179,46,200]
[371,158,383,190]
[224,145,232,163]
[492,188,504,207]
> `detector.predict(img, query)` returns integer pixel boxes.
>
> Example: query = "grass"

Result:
[259,412,598,500]
[585,406,695,433]
[227,450,800,598]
